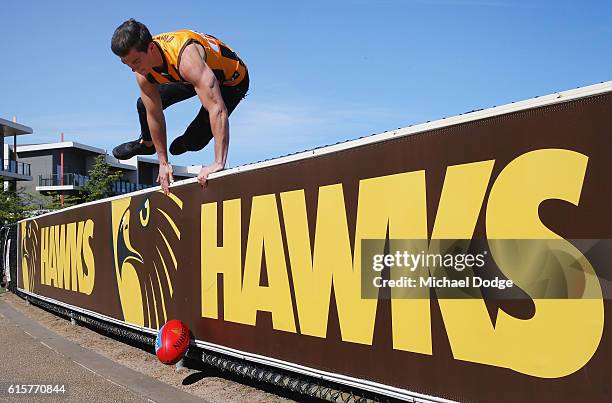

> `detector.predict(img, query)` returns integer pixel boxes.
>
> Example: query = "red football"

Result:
[155,319,190,365]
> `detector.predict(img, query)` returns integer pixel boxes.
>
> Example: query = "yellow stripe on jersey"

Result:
[147,30,246,86]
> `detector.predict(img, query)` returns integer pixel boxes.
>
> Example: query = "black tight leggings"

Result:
[138,73,249,145]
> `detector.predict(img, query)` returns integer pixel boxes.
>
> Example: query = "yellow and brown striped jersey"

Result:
[146,30,246,87]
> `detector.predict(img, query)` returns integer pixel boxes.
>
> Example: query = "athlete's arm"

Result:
[178,43,228,188]
[136,73,174,194]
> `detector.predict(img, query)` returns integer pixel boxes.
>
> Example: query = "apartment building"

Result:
[0,117,33,190]
[6,141,200,196]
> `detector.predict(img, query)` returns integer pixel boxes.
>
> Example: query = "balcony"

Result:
[38,173,89,188]
[111,180,153,194]
[37,173,153,195]
[1,159,32,181]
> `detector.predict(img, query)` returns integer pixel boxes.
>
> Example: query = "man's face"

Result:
[120,45,152,75]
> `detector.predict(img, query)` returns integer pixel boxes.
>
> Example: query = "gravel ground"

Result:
[0,291,295,403]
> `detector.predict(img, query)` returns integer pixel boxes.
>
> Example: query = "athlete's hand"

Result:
[157,162,174,194]
[197,163,223,189]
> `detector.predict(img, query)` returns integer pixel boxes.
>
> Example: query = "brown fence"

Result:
[17,84,612,402]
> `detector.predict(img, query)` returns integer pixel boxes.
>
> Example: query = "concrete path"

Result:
[0,298,204,402]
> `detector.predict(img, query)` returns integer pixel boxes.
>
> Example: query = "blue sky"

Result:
[1,0,611,168]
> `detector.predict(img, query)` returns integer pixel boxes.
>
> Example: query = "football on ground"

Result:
[155,319,190,365]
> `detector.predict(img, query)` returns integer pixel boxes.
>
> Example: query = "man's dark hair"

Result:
[111,19,153,57]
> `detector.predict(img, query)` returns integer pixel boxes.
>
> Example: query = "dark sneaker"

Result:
[112,139,156,160]
[169,134,211,156]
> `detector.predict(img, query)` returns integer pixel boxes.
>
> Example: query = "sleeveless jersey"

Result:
[146,30,247,87]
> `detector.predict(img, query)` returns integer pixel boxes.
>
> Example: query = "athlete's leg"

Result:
[169,74,249,156]
[139,83,197,141]
[113,83,197,160]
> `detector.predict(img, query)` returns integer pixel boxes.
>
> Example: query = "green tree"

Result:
[0,181,36,223]
[45,191,84,209]
[79,155,123,202]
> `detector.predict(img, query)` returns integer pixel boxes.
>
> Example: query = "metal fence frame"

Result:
[0,224,17,292]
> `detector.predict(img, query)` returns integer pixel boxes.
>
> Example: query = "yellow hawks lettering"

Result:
[200,149,604,379]
[39,219,95,295]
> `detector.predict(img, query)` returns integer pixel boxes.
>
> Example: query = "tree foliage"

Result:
[48,156,123,208]
[80,155,123,202]
[1,156,125,220]
[0,182,36,224]
[45,192,83,209]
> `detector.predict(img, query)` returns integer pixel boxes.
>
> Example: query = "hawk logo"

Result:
[111,191,183,329]
[20,220,39,292]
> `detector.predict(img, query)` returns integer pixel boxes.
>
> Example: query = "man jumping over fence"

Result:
[110,19,249,193]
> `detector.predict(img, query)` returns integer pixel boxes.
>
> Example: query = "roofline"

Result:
[105,155,137,171]
[16,141,106,154]
[137,156,161,164]
[173,164,200,177]
[15,142,192,171]
[120,155,166,166]
[19,80,612,223]
[0,118,33,137]
[107,162,138,170]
